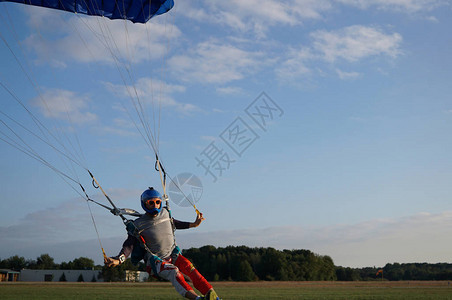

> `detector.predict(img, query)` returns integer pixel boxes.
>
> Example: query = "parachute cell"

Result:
[0,0,174,23]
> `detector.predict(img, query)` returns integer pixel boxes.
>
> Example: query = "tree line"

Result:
[182,246,336,281]
[336,263,452,281]
[3,247,452,281]
[0,254,98,271]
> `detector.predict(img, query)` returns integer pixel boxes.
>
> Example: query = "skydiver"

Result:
[104,187,221,300]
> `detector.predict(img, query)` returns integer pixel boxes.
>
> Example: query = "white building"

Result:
[125,270,149,282]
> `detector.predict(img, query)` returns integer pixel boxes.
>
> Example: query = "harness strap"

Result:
[125,220,163,274]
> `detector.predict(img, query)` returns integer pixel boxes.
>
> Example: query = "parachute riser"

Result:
[155,156,201,216]
[87,169,128,222]
[155,155,167,195]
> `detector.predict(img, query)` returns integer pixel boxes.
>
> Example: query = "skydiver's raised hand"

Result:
[190,212,205,228]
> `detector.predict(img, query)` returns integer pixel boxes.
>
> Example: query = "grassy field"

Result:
[1,281,452,299]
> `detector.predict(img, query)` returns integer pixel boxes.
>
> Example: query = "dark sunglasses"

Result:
[145,199,161,206]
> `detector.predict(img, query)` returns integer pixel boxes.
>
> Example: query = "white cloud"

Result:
[337,0,448,13]
[169,40,265,84]
[0,201,95,245]
[113,118,137,129]
[424,15,440,22]
[2,205,452,267]
[312,25,403,63]
[0,187,140,242]
[179,0,447,39]
[94,126,139,138]
[336,68,362,79]
[277,25,403,81]
[215,86,244,95]
[31,89,97,124]
[24,8,181,66]
[176,211,452,267]
[104,78,198,114]
[276,47,314,80]
[179,0,332,37]
[0,201,127,263]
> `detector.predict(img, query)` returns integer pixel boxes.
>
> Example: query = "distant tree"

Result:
[319,255,337,280]
[183,246,338,282]
[72,257,95,270]
[260,248,284,280]
[77,274,85,282]
[215,253,228,280]
[36,254,56,269]
[91,274,97,282]
[236,260,256,281]
[356,267,379,281]
[381,262,452,281]
[102,264,123,282]
[336,267,361,281]
[1,255,27,271]
[59,272,67,282]
[59,261,73,270]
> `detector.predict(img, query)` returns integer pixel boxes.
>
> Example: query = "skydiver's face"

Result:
[145,198,161,210]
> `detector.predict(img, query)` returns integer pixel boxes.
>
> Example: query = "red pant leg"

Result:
[175,254,212,295]
[147,260,194,297]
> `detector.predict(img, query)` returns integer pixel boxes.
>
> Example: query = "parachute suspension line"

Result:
[0,19,89,175]
[146,8,198,214]
[0,131,82,190]
[1,24,63,156]
[0,115,87,190]
[64,8,162,170]
[78,182,108,261]
[155,155,167,197]
[34,15,90,170]
[141,23,157,151]
[146,6,196,217]
[155,156,201,215]
[168,172,201,215]
[92,20,160,158]
[0,5,22,51]
[0,82,89,183]
[118,3,179,158]
[0,115,89,203]
[1,78,103,259]
[119,37,160,159]
[86,200,108,261]
[0,41,87,187]
[155,156,172,219]
[141,21,160,154]
[58,102,87,169]
[68,2,166,162]
[133,8,178,203]
[84,169,137,257]
[156,8,177,152]
[0,140,86,204]
[80,12,161,158]
[0,33,49,141]
[87,170,126,222]
[2,3,85,166]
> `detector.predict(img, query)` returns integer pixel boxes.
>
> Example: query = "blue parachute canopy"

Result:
[0,0,174,23]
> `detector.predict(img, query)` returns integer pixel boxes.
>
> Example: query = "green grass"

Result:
[1,281,452,299]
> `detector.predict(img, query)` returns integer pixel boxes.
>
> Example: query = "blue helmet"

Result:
[141,187,162,215]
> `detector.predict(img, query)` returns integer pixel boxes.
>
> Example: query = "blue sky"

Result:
[1,0,452,268]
